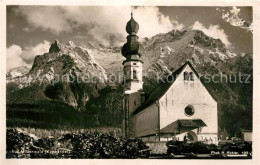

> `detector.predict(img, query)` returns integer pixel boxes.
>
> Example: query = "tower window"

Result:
[133,63,137,65]
[184,72,189,80]
[190,72,194,81]
[133,69,137,79]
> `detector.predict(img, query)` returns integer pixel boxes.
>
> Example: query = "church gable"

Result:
[135,61,216,114]
[164,62,216,104]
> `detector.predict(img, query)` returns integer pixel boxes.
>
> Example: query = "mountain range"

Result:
[6,29,252,136]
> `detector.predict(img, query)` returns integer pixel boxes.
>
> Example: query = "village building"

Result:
[121,13,218,144]
[240,129,252,142]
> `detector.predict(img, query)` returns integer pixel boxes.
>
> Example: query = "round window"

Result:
[185,106,194,116]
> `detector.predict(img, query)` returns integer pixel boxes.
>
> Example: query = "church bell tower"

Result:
[122,13,143,94]
[121,12,144,138]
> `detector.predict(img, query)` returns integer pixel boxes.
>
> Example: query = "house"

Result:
[241,129,252,142]
[121,13,218,145]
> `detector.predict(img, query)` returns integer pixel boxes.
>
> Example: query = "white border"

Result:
[0,0,259,165]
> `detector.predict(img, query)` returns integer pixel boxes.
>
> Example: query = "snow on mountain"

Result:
[7,29,241,83]
[6,66,30,79]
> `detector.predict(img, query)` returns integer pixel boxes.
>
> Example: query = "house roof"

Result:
[179,119,207,127]
[134,61,215,114]
[160,119,207,134]
[240,129,252,133]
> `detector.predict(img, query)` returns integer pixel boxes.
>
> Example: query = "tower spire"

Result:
[121,9,140,57]
[131,6,133,18]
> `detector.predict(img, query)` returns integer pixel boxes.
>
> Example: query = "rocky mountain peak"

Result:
[49,39,62,53]
[191,30,227,53]
[29,40,108,84]
[18,40,109,109]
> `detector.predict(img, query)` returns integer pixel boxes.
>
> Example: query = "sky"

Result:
[6,6,253,71]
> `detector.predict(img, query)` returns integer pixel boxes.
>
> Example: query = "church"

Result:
[121,13,218,145]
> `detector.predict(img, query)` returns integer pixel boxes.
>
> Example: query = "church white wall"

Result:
[135,103,159,137]
[159,65,218,138]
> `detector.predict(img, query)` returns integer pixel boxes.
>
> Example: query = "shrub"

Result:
[6,129,150,159]
[218,140,252,154]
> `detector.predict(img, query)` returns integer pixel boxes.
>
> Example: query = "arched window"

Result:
[190,72,194,81]
[133,69,137,79]
[184,72,189,80]
[184,105,195,116]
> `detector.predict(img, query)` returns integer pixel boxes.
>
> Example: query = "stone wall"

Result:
[145,142,168,154]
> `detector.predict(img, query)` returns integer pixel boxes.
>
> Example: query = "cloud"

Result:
[15,6,184,46]
[191,21,231,47]
[221,7,252,32]
[20,40,50,64]
[172,20,185,31]
[7,41,50,71]
[16,6,72,34]
[130,7,184,39]
[7,45,28,72]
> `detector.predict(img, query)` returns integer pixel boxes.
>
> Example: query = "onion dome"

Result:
[126,13,139,35]
[121,13,140,58]
[121,41,139,57]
